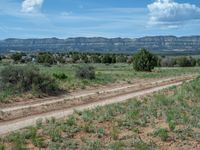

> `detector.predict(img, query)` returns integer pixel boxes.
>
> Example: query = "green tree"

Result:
[196,58,200,66]
[116,55,127,63]
[111,55,116,63]
[11,53,25,63]
[102,55,112,64]
[176,56,196,67]
[90,55,101,63]
[71,54,80,63]
[81,54,89,63]
[133,48,157,72]
[36,53,55,65]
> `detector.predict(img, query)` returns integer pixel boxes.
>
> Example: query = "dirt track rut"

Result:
[0,75,196,136]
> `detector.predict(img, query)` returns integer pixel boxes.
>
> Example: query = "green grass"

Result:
[0,63,200,102]
[3,63,200,89]
[1,75,200,149]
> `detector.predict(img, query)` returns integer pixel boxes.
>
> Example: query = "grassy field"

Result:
[1,75,200,149]
[0,63,200,102]
[19,64,200,90]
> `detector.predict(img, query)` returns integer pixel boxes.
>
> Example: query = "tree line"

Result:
[1,50,200,68]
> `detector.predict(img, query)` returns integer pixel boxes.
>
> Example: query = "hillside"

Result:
[1,36,200,54]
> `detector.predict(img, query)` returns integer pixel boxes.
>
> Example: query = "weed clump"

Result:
[53,73,68,80]
[153,128,169,141]
[132,138,156,150]
[75,65,95,80]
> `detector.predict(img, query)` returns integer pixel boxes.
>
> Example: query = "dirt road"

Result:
[0,75,195,136]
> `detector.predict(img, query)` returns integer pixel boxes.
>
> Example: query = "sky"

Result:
[0,0,200,39]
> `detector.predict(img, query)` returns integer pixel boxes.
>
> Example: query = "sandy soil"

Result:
[0,76,193,122]
[0,75,195,136]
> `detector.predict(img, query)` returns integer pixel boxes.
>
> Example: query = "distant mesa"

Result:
[0,36,200,54]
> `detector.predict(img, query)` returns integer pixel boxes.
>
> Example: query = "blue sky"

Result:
[0,0,200,39]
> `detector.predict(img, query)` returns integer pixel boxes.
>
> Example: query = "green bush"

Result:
[176,56,196,67]
[7,133,26,150]
[110,126,119,140]
[96,128,105,138]
[66,116,76,126]
[75,65,95,80]
[86,140,102,150]
[0,143,4,150]
[133,48,157,72]
[132,138,156,150]
[0,65,59,96]
[109,141,125,150]
[153,128,169,141]
[169,120,176,131]
[11,53,25,63]
[36,53,55,65]
[53,73,68,80]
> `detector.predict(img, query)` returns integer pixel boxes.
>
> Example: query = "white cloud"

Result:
[21,0,44,13]
[148,0,200,27]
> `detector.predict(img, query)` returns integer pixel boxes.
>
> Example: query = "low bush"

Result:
[85,140,102,150]
[153,128,169,141]
[109,141,125,150]
[0,143,4,150]
[53,73,68,80]
[75,65,95,80]
[36,53,55,65]
[132,138,156,150]
[96,128,105,138]
[0,65,59,97]
[110,126,119,140]
[7,133,26,150]
[169,120,176,131]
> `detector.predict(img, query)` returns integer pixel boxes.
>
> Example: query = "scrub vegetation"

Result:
[1,75,200,149]
[0,63,200,103]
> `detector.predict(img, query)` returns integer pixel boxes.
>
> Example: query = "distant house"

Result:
[32,58,36,63]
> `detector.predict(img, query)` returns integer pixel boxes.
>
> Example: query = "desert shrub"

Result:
[90,55,101,63]
[49,142,60,150]
[96,128,105,138]
[110,126,119,140]
[7,133,26,150]
[116,55,127,63]
[132,138,156,150]
[160,57,176,67]
[82,123,96,133]
[0,65,59,96]
[109,141,125,150]
[26,127,45,148]
[153,128,169,141]
[11,53,25,63]
[169,120,176,131]
[196,59,200,66]
[66,116,76,126]
[101,55,113,64]
[63,140,78,149]
[48,127,62,142]
[53,73,68,80]
[36,53,55,65]
[75,65,95,80]
[85,140,102,150]
[176,57,194,67]
[133,48,157,72]
[0,144,4,150]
